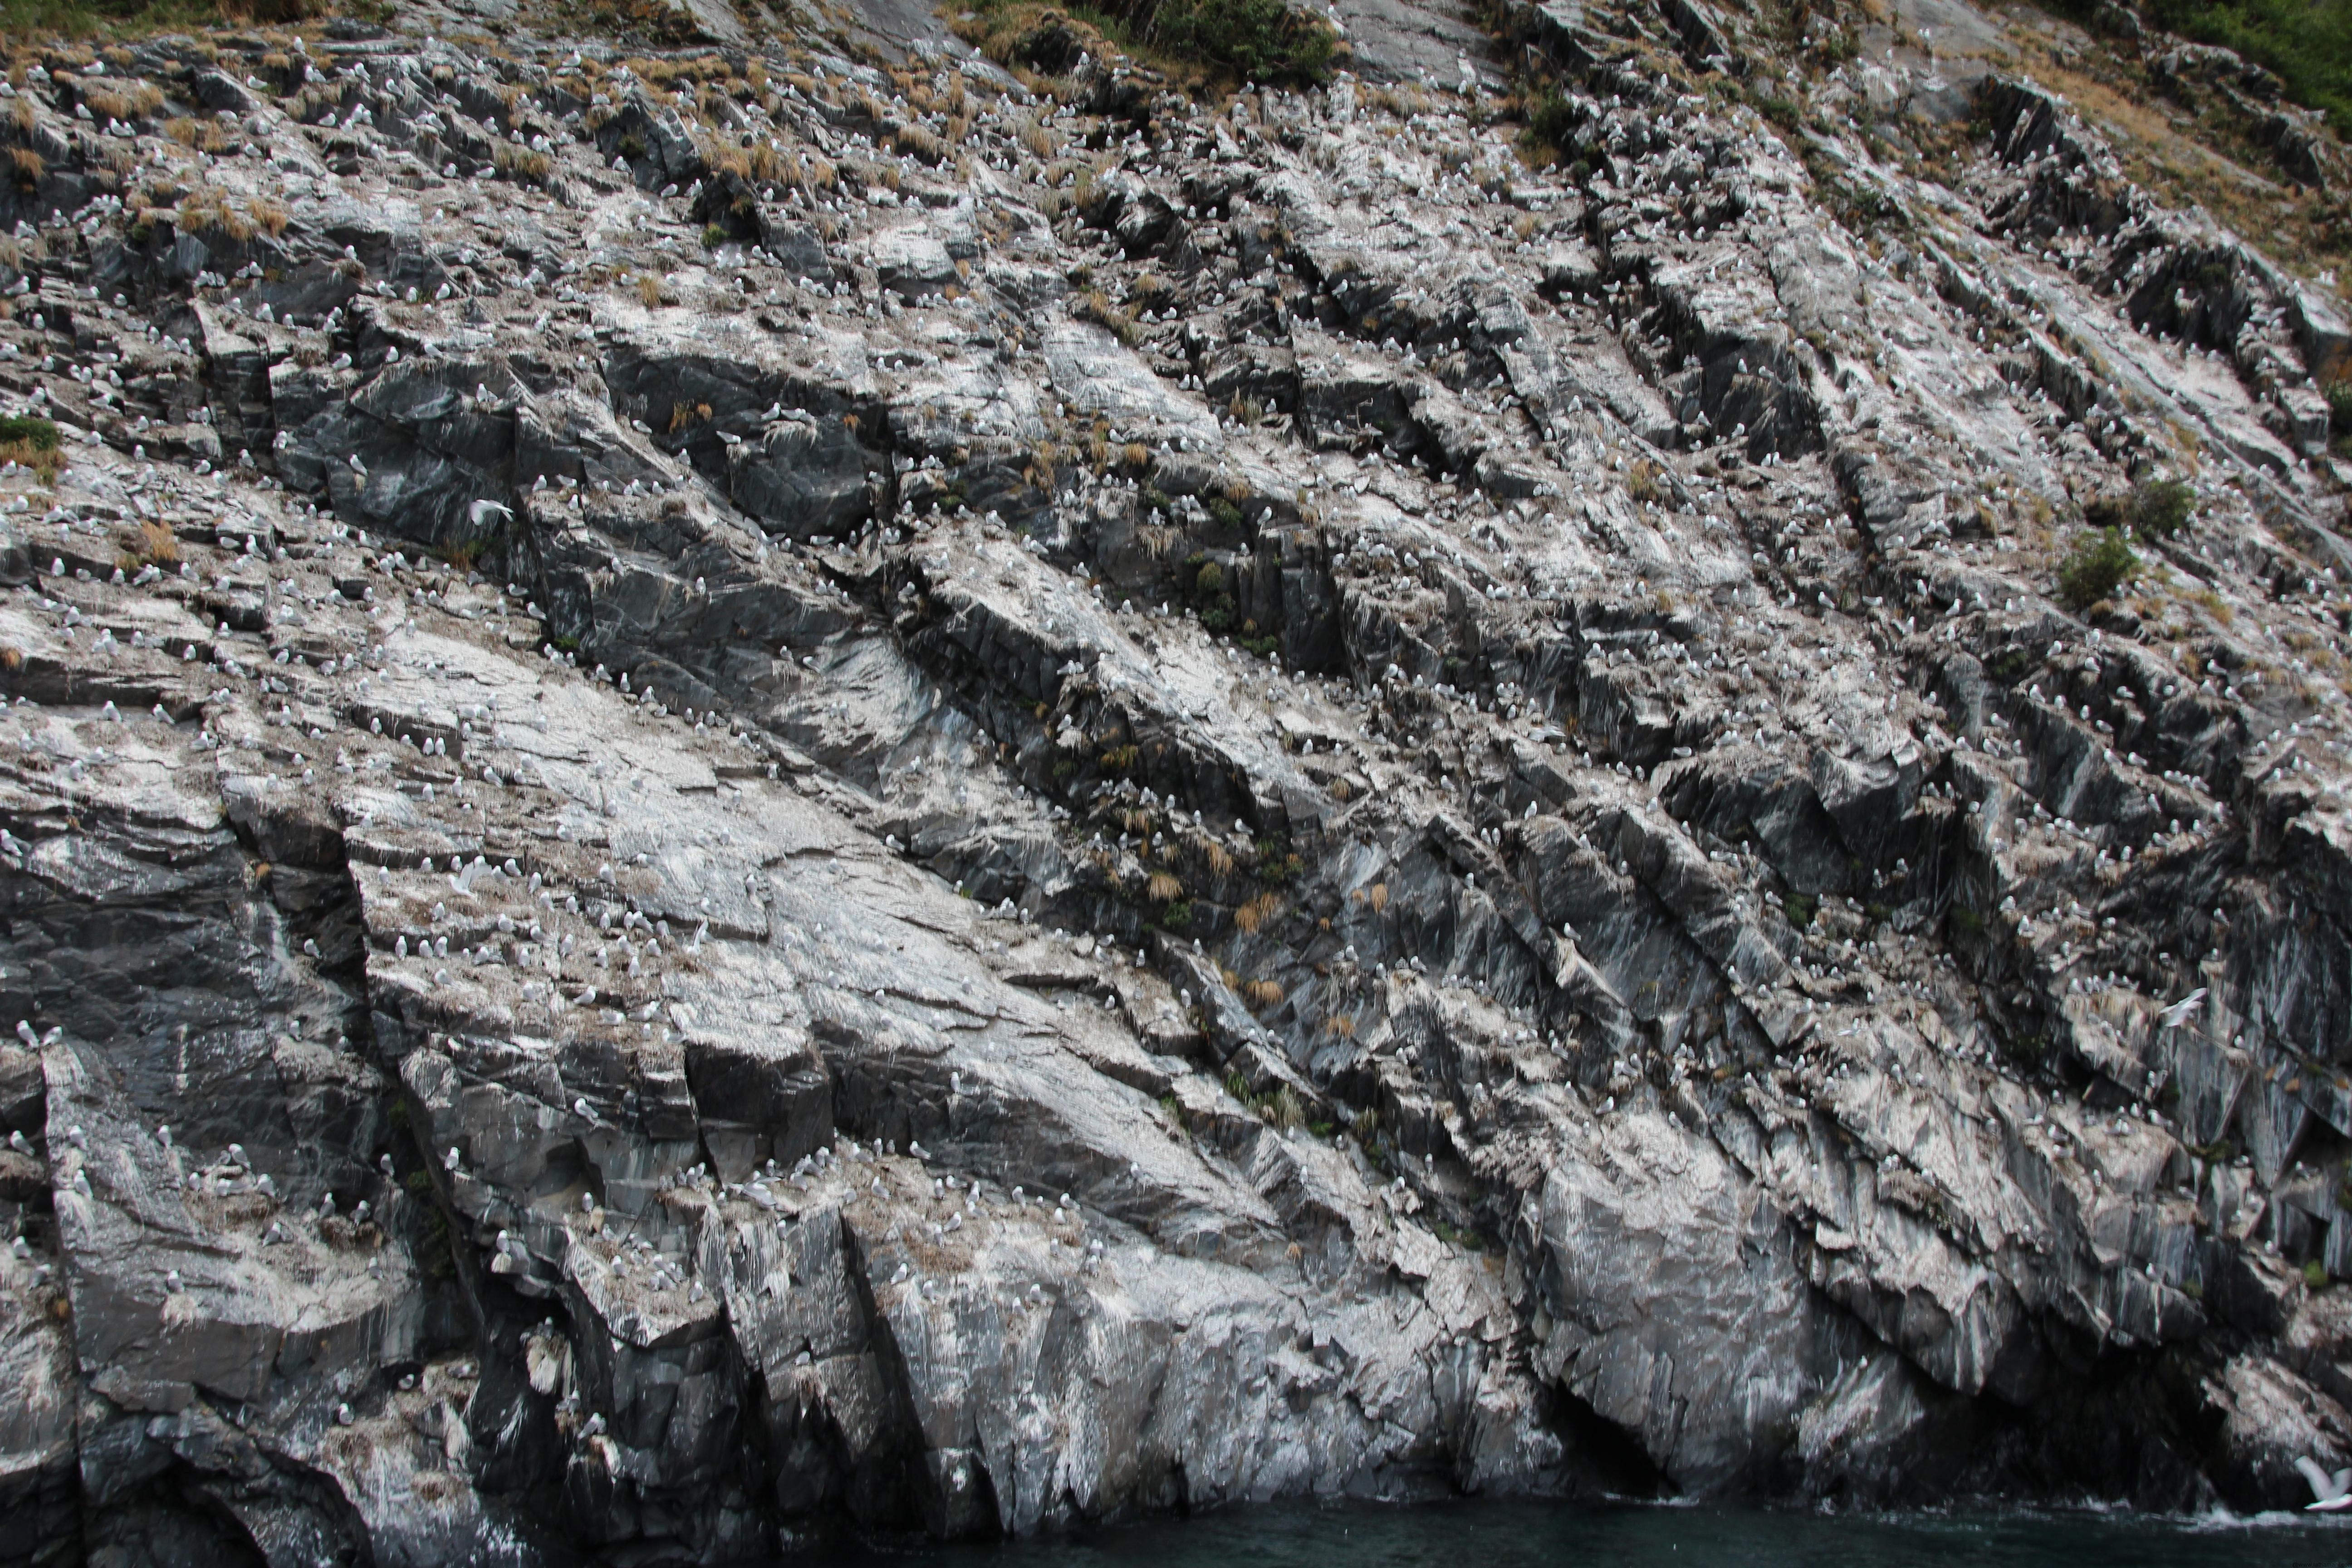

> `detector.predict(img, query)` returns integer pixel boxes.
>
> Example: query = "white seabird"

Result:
[2298,1455,2352,1511]
[2157,987,2208,1030]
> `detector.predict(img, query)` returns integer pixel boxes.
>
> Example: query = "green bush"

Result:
[701,224,727,250]
[0,415,60,451]
[1073,0,1336,82]
[1521,89,1578,161]
[1783,892,1817,929]
[2087,478,2195,540]
[2329,381,2352,446]
[2306,1258,2331,1291]
[2145,0,2352,136]
[2128,479,2195,538]
[2058,527,2140,610]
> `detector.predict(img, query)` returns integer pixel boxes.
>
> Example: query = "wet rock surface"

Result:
[5,0,2352,1559]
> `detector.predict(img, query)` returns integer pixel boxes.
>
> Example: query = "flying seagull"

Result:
[2297,1455,2352,1512]
[2156,988,2208,1030]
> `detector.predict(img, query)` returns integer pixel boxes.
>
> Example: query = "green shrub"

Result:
[2329,381,2352,448]
[2088,478,2195,540]
[2145,0,2352,136]
[701,224,727,249]
[1783,892,1817,929]
[1521,88,1577,161]
[2128,479,2195,539]
[2058,527,2139,610]
[0,415,60,451]
[1142,0,1337,82]
[2306,1258,2331,1291]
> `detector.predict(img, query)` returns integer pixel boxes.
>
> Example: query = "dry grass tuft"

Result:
[1234,891,1281,933]
[129,519,178,565]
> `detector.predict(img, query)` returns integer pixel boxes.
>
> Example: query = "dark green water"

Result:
[800,1497,2352,1568]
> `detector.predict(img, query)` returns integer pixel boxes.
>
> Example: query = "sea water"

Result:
[794,1496,2352,1568]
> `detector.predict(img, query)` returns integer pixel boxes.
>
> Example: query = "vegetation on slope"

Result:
[2146,0,2352,136]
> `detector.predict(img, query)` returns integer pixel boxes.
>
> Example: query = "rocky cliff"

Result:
[5,0,2352,1557]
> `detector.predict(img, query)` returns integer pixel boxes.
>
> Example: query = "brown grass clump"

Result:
[1626,458,1664,505]
[163,116,228,152]
[7,146,42,184]
[495,144,550,182]
[894,122,946,163]
[1243,979,1285,1010]
[82,83,163,122]
[706,142,783,182]
[0,429,64,485]
[1147,870,1184,902]
[1234,891,1281,933]
[128,519,179,565]
[176,187,255,240]
[637,273,666,308]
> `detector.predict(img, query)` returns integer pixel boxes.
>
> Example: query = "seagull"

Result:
[2157,988,2208,1029]
[2298,1455,2352,1511]
[467,499,514,528]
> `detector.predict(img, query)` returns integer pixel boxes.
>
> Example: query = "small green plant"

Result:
[1751,89,1804,133]
[0,415,60,451]
[1521,88,1577,162]
[2306,1259,2331,1291]
[1783,892,1817,929]
[2088,479,2195,540]
[2002,1031,2052,1066]
[2058,527,2140,611]
[1136,0,1338,83]
[701,224,727,249]
[2329,381,2352,444]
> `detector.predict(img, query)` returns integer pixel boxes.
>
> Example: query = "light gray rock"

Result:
[6,4,2352,1560]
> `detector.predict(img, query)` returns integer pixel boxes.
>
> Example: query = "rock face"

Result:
[6,0,2352,1558]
